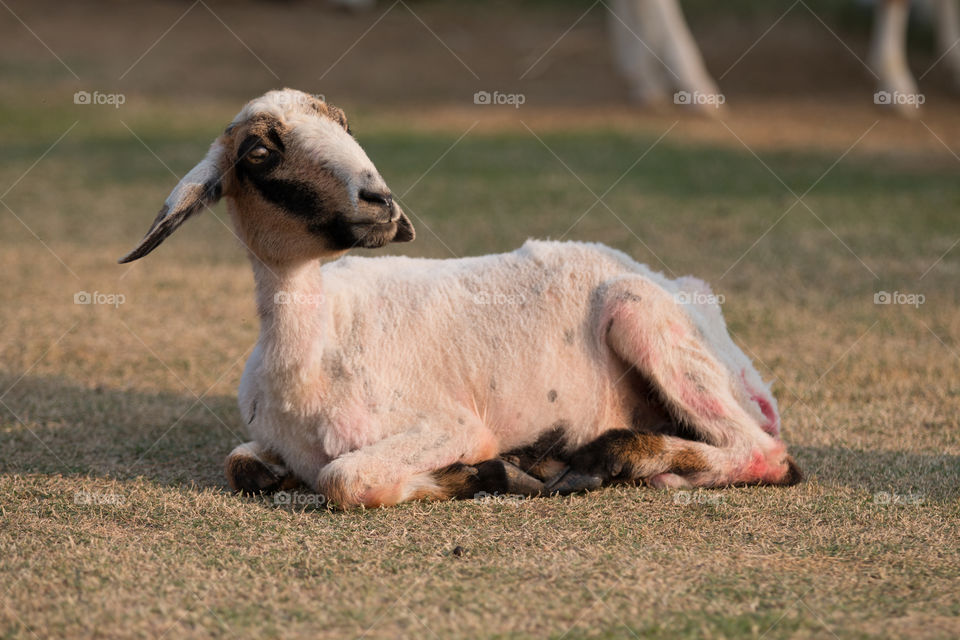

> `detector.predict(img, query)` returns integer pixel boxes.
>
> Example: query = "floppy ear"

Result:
[118,140,227,263]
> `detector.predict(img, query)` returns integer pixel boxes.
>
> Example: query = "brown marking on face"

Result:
[218,93,409,265]
[121,91,411,267]
[225,112,356,258]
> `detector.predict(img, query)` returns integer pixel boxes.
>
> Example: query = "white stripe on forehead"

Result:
[231,90,385,200]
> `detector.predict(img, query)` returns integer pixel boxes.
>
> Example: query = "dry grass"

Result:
[2,1,960,638]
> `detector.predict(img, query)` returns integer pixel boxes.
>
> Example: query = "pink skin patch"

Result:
[668,321,687,338]
[741,447,788,484]
[740,370,780,437]
[676,372,727,419]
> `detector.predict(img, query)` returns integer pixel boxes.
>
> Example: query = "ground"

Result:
[1,0,959,638]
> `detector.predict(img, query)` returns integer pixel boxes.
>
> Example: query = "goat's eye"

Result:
[246,146,270,163]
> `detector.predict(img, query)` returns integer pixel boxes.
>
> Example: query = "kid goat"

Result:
[119,89,801,507]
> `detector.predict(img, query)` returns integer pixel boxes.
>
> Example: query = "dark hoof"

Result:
[476,459,546,497]
[543,468,604,495]
[225,450,295,495]
[780,455,804,486]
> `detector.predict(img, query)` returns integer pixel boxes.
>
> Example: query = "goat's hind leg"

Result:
[225,441,299,494]
[562,429,801,492]
[598,278,800,487]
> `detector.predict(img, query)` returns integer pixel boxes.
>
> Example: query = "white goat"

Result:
[119,89,800,507]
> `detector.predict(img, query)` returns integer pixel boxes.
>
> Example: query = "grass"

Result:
[2,1,960,637]
[2,100,959,639]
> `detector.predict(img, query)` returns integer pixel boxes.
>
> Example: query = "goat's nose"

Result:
[358,188,393,209]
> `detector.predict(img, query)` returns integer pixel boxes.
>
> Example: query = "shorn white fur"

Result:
[121,89,799,508]
[241,239,795,507]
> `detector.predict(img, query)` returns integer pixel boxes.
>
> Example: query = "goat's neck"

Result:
[251,257,329,406]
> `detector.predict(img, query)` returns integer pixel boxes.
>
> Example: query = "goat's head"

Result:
[119,88,413,266]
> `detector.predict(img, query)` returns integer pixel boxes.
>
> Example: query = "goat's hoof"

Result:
[225,444,295,495]
[543,468,604,495]
[475,459,546,497]
[778,456,804,486]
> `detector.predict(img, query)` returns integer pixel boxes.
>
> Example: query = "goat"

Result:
[119,89,801,508]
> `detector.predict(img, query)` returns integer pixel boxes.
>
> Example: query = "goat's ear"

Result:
[118,141,227,264]
[392,208,415,243]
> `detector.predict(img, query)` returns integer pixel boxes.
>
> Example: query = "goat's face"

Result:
[118,89,413,266]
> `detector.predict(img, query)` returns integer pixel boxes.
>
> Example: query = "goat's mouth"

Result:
[353,220,401,248]
[315,206,414,251]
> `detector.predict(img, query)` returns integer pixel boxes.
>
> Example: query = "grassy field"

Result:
[2,1,960,638]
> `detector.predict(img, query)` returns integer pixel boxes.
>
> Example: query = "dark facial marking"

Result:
[547,389,558,403]
[266,128,285,152]
[250,176,329,222]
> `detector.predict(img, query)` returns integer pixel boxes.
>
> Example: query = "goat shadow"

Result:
[0,372,241,491]
[2,373,958,504]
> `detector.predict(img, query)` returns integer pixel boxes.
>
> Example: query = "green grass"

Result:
[2,100,959,638]
[2,1,960,632]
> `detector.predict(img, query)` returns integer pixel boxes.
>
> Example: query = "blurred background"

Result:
[2,2,959,637]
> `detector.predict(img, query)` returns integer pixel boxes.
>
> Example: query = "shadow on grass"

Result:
[0,372,242,491]
[794,444,960,503]
[2,373,958,505]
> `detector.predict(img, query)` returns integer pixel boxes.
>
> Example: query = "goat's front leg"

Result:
[316,420,503,508]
